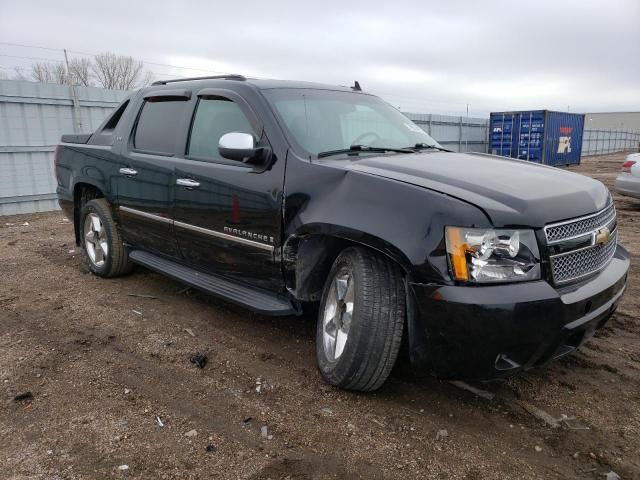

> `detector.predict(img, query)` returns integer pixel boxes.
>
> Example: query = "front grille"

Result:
[544,203,616,244]
[549,230,617,285]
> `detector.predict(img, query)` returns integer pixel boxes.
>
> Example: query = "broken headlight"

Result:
[445,227,540,283]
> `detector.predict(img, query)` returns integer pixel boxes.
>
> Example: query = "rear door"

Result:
[172,88,285,291]
[116,90,191,257]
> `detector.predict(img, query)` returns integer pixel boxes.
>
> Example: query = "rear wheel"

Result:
[316,247,405,391]
[80,199,132,277]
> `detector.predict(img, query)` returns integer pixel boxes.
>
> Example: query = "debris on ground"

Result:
[184,429,198,437]
[155,416,164,428]
[560,415,590,430]
[117,464,129,473]
[190,353,208,369]
[21,222,29,226]
[516,400,561,428]
[243,416,253,424]
[206,444,217,453]
[184,328,195,337]
[449,381,495,400]
[321,408,333,416]
[605,471,621,480]
[132,310,142,316]
[68,249,75,255]
[13,392,33,402]
[436,429,448,441]
[124,388,130,395]
[261,425,273,440]
[535,445,543,452]
[127,293,159,300]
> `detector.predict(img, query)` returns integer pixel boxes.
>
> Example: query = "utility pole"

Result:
[465,103,469,152]
[64,49,82,133]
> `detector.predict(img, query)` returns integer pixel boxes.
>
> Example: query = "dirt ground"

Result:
[1,152,639,480]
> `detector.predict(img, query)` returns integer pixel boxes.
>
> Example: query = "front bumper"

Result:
[409,244,630,380]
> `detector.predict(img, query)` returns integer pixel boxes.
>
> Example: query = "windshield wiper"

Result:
[410,143,451,152]
[317,144,414,158]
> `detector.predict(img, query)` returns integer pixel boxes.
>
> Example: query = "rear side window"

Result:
[102,100,129,133]
[188,98,256,161]
[134,100,188,154]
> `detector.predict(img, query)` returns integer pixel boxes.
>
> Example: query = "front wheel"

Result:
[316,247,405,392]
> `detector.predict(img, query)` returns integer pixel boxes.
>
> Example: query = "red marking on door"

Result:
[232,195,241,224]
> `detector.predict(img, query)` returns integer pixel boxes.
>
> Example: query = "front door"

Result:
[172,90,284,291]
[116,93,190,257]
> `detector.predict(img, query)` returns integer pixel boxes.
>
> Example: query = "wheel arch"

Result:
[72,182,105,245]
[283,223,412,302]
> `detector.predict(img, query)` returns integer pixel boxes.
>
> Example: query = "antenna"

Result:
[351,80,362,91]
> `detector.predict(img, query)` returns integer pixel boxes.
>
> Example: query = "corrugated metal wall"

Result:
[0,79,128,215]
[403,112,489,153]
[0,80,491,215]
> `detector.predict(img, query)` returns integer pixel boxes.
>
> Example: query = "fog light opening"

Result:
[565,331,584,349]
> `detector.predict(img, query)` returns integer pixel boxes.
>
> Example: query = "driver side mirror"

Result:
[218,132,269,165]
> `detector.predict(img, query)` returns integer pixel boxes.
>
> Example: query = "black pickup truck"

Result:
[55,75,629,391]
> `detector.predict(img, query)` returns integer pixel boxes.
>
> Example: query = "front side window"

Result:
[188,97,256,161]
[262,88,440,157]
[133,100,188,154]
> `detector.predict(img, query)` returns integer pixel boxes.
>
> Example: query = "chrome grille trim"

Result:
[549,230,617,285]
[544,203,616,244]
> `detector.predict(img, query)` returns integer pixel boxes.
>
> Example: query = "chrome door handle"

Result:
[176,178,200,188]
[119,167,138,176]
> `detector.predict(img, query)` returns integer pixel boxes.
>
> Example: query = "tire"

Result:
[80,198,132,277]
[316,247,405,392]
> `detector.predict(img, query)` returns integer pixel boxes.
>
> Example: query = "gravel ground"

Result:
[1,152,639,479]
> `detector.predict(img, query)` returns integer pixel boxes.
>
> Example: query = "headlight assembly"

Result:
[445,227,541,283]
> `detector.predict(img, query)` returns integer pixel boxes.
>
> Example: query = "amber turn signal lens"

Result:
[445,227,469,281]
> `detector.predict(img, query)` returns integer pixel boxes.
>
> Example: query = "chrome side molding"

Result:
[118,206,274,252]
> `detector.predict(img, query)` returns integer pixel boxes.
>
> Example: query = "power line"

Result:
[0,41,65,52]
[0,41,474,114]
[0,53,65,63]
[0,42,233,76]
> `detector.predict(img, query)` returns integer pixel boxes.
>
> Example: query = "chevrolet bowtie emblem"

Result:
[595,226,610,245]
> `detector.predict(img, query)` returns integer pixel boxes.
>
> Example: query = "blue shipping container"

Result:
[489,110,585,166]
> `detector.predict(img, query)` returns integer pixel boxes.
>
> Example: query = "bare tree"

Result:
[12,67,28,81]
[91,52,147,90]
[67,57,92,86]
[30,62,67,84]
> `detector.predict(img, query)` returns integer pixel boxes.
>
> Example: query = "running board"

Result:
[128,250,296,316]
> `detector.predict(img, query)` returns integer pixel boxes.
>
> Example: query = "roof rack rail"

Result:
[151,74,246,86]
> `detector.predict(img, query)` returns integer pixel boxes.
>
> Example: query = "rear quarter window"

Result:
[133,100,188,155]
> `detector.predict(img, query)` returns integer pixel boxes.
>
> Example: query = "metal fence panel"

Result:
[581,129,640,156]
[403,112,489,153]
[0,79,128,215]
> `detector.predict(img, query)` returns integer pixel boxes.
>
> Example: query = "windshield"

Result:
[262,88,441,157]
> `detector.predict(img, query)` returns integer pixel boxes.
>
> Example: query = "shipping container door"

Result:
[516,111,545,163]
[490,113,517,157]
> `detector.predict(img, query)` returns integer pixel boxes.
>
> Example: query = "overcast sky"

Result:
[1,0,638,116]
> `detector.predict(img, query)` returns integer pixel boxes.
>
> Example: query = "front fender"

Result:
[283,155,492,285]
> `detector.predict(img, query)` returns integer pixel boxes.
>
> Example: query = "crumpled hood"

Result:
[338,151,609,227]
